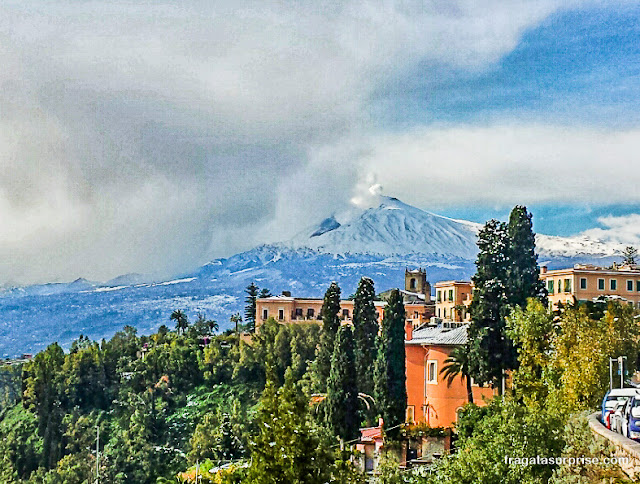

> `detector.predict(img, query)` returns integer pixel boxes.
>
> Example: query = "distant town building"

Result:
[255,269,435,329]
[434,280,473,323]
[539,264,640,310]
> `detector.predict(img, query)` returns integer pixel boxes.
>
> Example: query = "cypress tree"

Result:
[468,207,547,389]
[468,219,511,388]
[507,206,547,308]
[326,325,359,441]
[244,282,259,332]
[315,282,341,392]
[374,289,406,436]
[353,277,378,399]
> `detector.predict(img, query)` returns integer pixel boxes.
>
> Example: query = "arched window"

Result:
[410,278,417,289]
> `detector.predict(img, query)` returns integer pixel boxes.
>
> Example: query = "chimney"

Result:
[405,321,413,341]
[540,266,547,274]
[282,290,291,297]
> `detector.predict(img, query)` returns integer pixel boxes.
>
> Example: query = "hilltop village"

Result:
[257,262,640,434]
[2,209,640,483]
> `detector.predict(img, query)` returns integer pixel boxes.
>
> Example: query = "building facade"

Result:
[405,323,495,427]
[434,281,473,322]
[539,264,640,310]
[255,269,435,329]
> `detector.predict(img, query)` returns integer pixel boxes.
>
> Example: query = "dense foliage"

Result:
[326,325,359,441]
[353,276,379,400]
[374,288,407,437]
[315,282,342,392]
[468,206,546,388]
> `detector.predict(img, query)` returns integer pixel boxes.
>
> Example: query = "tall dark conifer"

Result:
[326,326,359,441]
[244,282,259,332]
[507,206,547,308]
[468,219,511,388]
[374,289,406,436]
[353,277,378,398]
[468,207,547,389]
[315,282,341,391]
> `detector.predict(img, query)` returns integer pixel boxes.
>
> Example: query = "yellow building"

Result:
[434,281,473,322]
[540,264,640,310]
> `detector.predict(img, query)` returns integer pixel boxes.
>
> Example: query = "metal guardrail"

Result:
[588,412,640,478]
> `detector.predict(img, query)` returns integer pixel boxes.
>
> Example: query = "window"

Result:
[262,309,268,320]
[611,279,617,291]
[547,280,554,294]
[410,278,416,290]
[437,308,441,318]
[443,308,447,318]
[437,291,441,302]
[448,289,454,302]
[580,278,587,290]
[295,308,303,317]
[342,308,350,319]
[637,280,640,292]
[564,279,571,293]
[598,278,605,290]
[406,406,415,423]
[278,309,284,320]
[628,280,635,292]
[557,280,563,293]
[307,308,315,318]
[413,311,419,319]
[426,360,438,384]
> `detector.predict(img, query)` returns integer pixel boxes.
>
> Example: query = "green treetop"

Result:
[315,282,341,392]
[326,325,359,442]
[352,277,378,399]
[374,289,406,436]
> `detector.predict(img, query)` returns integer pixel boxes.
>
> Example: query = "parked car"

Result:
[622,394,640,440]
[601,389,638,428]
[611,400,628,434]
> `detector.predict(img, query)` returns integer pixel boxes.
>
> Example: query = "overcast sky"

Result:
[1,0,640,284]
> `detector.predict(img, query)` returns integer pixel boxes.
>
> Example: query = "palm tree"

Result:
[230,313,242,342]
[207,318,219,334]
[440,344,473,404]
[170,309,189,336]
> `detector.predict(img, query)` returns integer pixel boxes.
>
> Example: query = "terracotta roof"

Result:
[360,425,383,442]
[406,324,468,346]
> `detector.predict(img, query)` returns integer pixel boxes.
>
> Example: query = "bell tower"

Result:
[405,268,429,296]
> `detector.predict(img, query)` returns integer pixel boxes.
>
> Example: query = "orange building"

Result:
[540,264,640,310]
[255,296,386,325]
[405,323,495,427]
[434,281,473,322]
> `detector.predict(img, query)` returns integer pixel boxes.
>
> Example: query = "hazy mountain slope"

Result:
[0,196,622,357]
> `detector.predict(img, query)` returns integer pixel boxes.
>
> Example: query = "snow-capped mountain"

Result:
[0,195,623,358]
[288,197,480,259]
[286,196,623,260]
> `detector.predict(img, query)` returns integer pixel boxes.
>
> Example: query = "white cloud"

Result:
[0,0,604,283]
[581,214,640,246]
[348,124,640,210]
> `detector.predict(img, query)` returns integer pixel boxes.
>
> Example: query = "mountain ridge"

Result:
[0,196,623,357]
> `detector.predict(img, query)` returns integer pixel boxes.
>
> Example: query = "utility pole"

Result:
[619,356,627,389]
[610,357,614,391]
[609,356,628,390]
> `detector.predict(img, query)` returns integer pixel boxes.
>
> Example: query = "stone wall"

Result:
[588,412,640,478]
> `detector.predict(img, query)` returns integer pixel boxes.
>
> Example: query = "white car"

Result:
[601,389,638,429]
[611,400,629,434]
